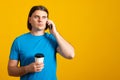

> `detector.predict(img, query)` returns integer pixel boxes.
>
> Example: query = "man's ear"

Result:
[28,17,31,24]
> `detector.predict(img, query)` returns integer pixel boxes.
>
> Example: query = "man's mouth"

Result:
[37,24,43,26]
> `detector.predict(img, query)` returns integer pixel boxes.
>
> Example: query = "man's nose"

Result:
[38,17,42,22]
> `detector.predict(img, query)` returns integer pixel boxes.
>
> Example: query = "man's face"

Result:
[29,10,48,31]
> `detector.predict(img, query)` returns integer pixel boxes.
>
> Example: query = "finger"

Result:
[35,62,43,64]
[47,20,54,25]
[36,63,44,68]
[36,67,44,72]
[35,63,43,66]
[41,66,44,70]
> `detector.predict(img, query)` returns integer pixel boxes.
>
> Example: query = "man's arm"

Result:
[47,20,75,59]
[55,32,75,59]
[8,60,44,77]
[8,60,28,77]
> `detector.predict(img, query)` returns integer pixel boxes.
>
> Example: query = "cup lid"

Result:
[35,53,44,58]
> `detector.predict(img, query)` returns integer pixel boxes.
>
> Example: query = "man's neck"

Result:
[30,30,45,36]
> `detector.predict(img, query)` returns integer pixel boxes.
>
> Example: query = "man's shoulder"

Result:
[15,32,30,41]
[45,32,54,38]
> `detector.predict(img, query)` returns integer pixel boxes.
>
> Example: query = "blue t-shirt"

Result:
[9,32,58,80]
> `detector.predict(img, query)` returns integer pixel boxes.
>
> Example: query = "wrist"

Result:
[53,31,59,37]
[24,65,29,73]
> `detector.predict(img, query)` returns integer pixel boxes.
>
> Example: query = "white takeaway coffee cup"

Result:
[35,53,44,63]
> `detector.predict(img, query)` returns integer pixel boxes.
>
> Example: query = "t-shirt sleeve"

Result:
[9,38,20,60]
[49,34,58,49]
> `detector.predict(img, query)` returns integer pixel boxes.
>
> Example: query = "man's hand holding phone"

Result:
[46,20,58,35]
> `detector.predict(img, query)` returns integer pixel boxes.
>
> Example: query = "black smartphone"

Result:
[46,23,52,30]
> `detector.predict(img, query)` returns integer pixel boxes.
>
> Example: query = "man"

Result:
[8,5,74,80]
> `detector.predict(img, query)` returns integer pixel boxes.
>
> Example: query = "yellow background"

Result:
[0,0,120,80]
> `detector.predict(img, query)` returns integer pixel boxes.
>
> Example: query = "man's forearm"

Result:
[8,66,29,77]
[53,32,75,59]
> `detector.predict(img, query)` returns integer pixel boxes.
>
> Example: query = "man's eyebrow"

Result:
[34,15,47,17]
[34,15,40,17]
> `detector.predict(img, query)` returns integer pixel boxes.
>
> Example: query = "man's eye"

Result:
[34,16,39,18]
[42,16,47,19]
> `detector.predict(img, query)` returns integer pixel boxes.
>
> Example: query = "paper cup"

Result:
[35,53,44,63]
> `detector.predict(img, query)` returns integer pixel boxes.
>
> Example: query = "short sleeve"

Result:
[9,38,20,60]
[49,34,58,49]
